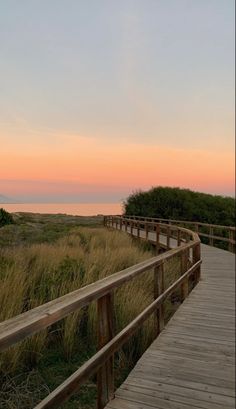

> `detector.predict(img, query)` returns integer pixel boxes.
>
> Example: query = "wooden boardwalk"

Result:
[0,217,234,409]
[106,236,235,408]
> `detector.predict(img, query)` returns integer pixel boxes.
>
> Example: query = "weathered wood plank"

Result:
[124,377,235,406]
[105,235,235,409]
[34,260,201,408]
[117,383,234,409]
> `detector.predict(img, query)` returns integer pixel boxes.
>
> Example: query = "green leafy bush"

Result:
[0,208,14,228]
[124,187,235,226]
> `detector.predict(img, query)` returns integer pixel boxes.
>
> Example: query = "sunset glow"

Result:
[0,1,235,203]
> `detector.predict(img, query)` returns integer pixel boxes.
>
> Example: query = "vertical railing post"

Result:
[131,221,133,236]
[119,218,122,230]
[125,219,128,232]
[177,229,181,246]
[154,262,165,336]
[137,221,140,238]
[228,229,234,253]
[111,216,114,227]
[115,218,118,230]
[97,293,114,409]
[193,243,201,283]
[167,226,170,249]
[209,226,214,246]
[181,249,189,301]
[156,224,160,254]
[228,229,232,252]
[145,223,149,240]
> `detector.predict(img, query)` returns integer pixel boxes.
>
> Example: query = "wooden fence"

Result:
[0,218,201,409]
[121,215,236,252]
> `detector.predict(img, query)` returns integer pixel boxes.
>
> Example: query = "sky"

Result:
[0,0,235,202]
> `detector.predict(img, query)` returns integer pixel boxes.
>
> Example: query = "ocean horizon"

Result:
[1,203,123,216]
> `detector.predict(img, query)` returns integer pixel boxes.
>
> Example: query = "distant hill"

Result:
[0,194,14,204]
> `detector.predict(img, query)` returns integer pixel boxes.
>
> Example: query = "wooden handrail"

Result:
[34,260,201,409]
[122,215,235,252]
[0,245,191,352]
[124,215,235,230]
[0,217,201,409]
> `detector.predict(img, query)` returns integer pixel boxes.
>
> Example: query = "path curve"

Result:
[105,226,235,409]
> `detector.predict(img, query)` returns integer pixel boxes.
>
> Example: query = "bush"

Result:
[124,187,235,226]
[0,208,14,228]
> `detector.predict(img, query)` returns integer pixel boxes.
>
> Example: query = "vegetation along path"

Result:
[105,218,235,409]
[0,214,234,409]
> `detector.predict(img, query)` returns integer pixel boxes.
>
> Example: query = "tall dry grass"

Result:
[0,228,153,371]
[0,227,181,383]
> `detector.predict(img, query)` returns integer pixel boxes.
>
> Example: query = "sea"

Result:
[1,203,122,216]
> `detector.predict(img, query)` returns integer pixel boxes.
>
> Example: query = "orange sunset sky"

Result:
[0,1,235,203]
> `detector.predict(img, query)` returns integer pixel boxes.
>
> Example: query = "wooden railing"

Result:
[0,218,201,409]
[122,215,236,253]
[104,216,198,252]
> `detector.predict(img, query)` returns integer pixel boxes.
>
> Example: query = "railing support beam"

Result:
[154,263,165,335]
[97,293,114,409]
[181,249,189,301]
[156,224,160,254]
[193,244,201,283]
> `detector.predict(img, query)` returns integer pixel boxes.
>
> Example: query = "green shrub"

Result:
[124,187,235,226]
[0,208,14,228]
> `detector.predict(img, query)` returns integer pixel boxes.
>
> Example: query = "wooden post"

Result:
[97,293,114,409]
[156,224,160,254]
[125,220,128,232]
[111,217,114,228]
[119,218,122,230]
[167,227,170,249]
[145,223,149,240]
[228,229,231,252]
[131,221,133,236]
[154,263,165,336]
[177,229,181,246]
[115,218,118,230]
[228,229,234,253]
[209,226,214,246]
[137,222,140,238]
[181,249,189,302]
[193,243,201,284]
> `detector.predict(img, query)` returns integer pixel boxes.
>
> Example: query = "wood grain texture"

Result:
[97,293,115,409]
[105,240,235,409]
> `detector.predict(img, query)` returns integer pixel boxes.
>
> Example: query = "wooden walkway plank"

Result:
[105,230,235,408]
